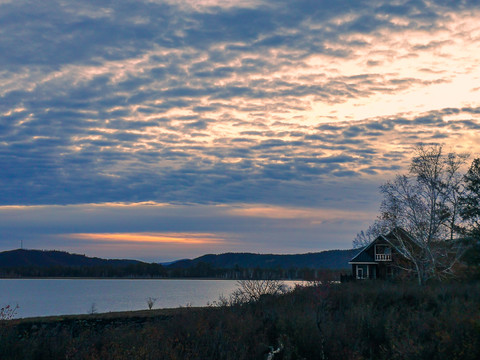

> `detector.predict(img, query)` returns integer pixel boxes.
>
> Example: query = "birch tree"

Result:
[360,145,469,284]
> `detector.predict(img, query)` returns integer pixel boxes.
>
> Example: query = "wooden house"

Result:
[348,228,413,280]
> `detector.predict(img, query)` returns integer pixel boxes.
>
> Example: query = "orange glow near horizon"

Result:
[66,232,226,245]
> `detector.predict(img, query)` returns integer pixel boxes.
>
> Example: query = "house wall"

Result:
[353,264,395,280]
[377,264,386,278]
[353,264,378,279]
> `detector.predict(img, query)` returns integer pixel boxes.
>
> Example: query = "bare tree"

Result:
[232,279,286,303]
[362,145,469,284]
[87,303,97,315]
[146,297,157,310]
[353,222,386,249]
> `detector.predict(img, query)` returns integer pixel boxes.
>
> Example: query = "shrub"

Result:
[0,304,18,321]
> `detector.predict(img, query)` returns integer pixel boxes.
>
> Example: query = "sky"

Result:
[1,0,480,262]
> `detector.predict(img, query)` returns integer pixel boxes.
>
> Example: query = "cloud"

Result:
[1,105,480,206]
[1,1,480,258]
[0,202,376,260]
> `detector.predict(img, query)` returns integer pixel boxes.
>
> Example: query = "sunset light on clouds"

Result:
[67,232,225,245]
[1,0,480,261]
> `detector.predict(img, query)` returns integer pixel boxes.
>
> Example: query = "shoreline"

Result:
[0,276,308,281]
[9,306,203,323]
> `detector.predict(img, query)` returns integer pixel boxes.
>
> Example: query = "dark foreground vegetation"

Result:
[1,281,480,360]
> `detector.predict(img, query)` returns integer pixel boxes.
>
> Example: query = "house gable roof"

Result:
[348,227,413,264]
[349,249,375,263]
[348,235,387,264]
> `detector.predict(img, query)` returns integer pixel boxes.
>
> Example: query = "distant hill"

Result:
[0,248,358,279]
[167,249,358,270]
[0,249,141,268]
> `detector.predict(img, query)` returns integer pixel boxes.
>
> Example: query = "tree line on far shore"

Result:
[0,261,341,281]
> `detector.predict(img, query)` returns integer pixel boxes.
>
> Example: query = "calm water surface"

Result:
[0,279,243,318]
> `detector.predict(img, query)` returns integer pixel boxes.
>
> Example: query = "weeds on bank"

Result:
[1,282,480,359]
[0,304,18,321]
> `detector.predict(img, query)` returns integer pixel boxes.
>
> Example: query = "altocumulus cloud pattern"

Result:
[1,0,480,260]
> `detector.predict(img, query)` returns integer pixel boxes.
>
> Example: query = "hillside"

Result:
[0,249,141,268]
[168,249,358,270]
[0,248,358,278]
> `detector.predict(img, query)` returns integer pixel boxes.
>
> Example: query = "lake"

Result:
[0,279,245,319]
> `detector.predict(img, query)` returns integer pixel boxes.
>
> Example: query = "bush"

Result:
[0,304,18,321]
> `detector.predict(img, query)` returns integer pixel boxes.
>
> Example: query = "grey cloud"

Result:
[458,120,480,130]
[461,106,480,114]
[413,40,453,51]
[0,201,380,260]
[107,120,161,130]
[1,0,480,210]
[0,1,176,69]
[333,170,358,177]
[3,2,464,162]
[0,0,475,76]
